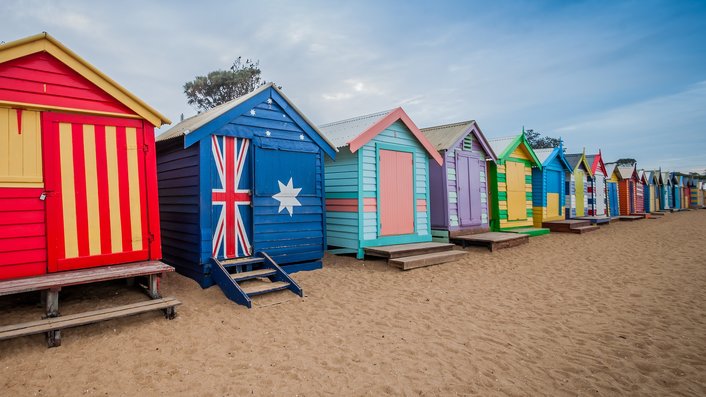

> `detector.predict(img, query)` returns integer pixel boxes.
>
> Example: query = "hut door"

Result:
[211,136,252,260]
[43,114,150,272]
[546,170,562,217]
[575,170,585,216]
[505,161,526,221]
[379,149,414,236]
[456,154,482,226]
[595,174,606,216]
[608,183,619,216]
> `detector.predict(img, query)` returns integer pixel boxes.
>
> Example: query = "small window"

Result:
[0,108,43,187]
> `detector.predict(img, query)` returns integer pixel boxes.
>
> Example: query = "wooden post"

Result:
[147,273,161,299]
[45,288,60,318]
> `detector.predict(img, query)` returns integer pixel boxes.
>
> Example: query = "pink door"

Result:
[379,150,414,236]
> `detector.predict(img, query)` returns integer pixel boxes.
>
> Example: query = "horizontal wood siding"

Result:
[156,138,202,277]
[362,120,430,244]
[0,187,46,279]
[0,52,134,115]
[229,100,326,267]
[324,148,359,249]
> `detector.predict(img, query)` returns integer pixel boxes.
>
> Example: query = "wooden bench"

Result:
[0,261,180,347]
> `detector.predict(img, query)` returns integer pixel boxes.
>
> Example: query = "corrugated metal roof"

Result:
[533,148,554,165]
[564,153,583,169]
[318,109,394,148]
[486,136,517,158]
[420,120,475,151]
[156,84,270,142]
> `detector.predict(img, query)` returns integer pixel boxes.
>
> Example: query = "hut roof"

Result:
[616,165,637,180]
[564,152,594,177]
[420,120,496,161]
[319,107,443,165]
[157,83,337,158]
[486,132,542,168]
[0,32,170,127]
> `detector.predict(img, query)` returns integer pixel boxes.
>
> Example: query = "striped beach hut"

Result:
[155,84,337,306]
[616,164,639,215]
[320,108,443,259]
[420,120,497,240]
[586,151,609,217]
[642,170,659,213]
[605,163,620,216]
[0,33,169,280]
[487,132,544,234]
[563,151,593,219]
[531,145,572,227]
[636,170,646,214]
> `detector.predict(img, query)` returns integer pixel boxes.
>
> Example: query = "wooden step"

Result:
[542,220,590,232]
[388,250,466,271]
[571,225,599,234]
[364,242,454,259]
[451,232,528,252]
[0,297,180,341]
[220,257,265,267]
[240,281,290,296]
[231,268,276,282]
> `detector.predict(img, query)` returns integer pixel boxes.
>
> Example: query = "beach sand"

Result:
[1,210,705,396]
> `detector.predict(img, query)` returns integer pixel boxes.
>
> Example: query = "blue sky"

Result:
[3,0,705,171]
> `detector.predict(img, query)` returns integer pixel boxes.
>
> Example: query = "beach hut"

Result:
[487,132,546,235]
[635,170,645,214]
[0,33,170,281]
[616,164,639,215]
[420,120,497,240]
[320,108,447,261]
[671,173,682,210]
[660,171,672,211]
[155,83,337,306]
[605,163,620,216]
[586,152,609,217]
[530,145,572,227]
[563,151,593,219]
[642,170,659,213]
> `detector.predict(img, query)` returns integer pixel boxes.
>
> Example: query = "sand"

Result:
[1,210,705,396]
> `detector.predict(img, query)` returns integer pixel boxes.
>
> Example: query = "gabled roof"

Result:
[533,146,572,171]
[487,132,542,169]
[564,151,594,178]
[420,120,497,161]
[661,172,672,185]
[616,164,638,181]
[586,150,608,176]
[157,83,337,158]
[605,162,618,179]
[319,107,443,165]
[0,32,170,127]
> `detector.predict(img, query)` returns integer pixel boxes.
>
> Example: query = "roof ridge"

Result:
[319,108,396,128]
[420,120,474,131]
[487,135,516,142]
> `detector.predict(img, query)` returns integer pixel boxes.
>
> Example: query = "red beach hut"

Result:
[0,33,170,280]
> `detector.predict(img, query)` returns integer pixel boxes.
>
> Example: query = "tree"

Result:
[525,129,562,150]
[183,57,271,111]
[615,158,637,166]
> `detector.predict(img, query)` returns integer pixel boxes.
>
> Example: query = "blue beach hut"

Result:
[531,144,573,227]
[156,83,337,307]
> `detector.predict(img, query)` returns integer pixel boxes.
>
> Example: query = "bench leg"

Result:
[45,288,60,318]
[147,274,161,299]
[47,330,61,348]
[163,306,177,320]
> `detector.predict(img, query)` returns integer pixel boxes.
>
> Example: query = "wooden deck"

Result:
[542,220,599,234]
[0,261,178,347]
[619,215,644,221]
[388,250,467,270]
[451,232,529,252]
[502,227,551,237]
[575,216,613,225]
[364,242,454,259]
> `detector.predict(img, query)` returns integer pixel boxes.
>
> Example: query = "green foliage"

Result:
[525,129,562,150]
[183,57,272,111]
[616,158,637,165]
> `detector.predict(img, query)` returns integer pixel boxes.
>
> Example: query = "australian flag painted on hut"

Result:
[156,84,337,287]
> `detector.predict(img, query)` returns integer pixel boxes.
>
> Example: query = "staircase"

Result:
[364,242,466,270]
[542,219,599,234]
[210,253,303,308]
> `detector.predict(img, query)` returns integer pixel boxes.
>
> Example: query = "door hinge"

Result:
[143,144,150,152]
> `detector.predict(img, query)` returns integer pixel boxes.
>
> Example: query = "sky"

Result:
[2,0,705,172]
